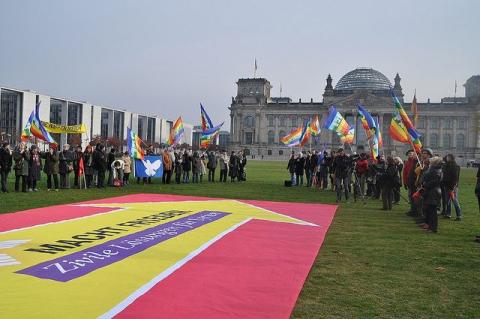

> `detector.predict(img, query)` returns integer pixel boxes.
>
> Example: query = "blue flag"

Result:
[135,156,164,178]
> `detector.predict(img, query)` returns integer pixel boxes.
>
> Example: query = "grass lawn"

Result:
[1,161,479,318]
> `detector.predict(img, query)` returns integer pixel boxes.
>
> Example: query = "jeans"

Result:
[425,204,438,232]
[60,173,70,189]
[382,185,393,210]
[192,173,199,183]
[183,171,190,183]
[1,170,9,192]
[220,169,227,182]
[208,169,215,182]
[296,174,303,186]
[306,169,312,187]
[319,167,328,189]
[15,175,27,192]
[445,189,462,218]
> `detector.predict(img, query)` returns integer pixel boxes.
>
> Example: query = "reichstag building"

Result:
[229,67,480,164]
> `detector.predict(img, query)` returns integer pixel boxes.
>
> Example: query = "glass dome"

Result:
[334,68,392,91]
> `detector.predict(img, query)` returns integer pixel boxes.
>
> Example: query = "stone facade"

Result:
[229,68,480,164]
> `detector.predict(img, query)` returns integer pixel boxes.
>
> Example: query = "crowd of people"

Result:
[287,147,465,234]
[0,141,248,193]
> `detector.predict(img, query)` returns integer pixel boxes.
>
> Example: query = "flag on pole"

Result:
[168,117,184,146]
[373,117,383,149]
[200,104,214,131]
[78,156,85,177]
[411,92,418,126]
[254,58,258,77]
[309,115,321,136]
[280,127,302,147]
[391,91,422,153]
[200,123,223,149]
[21,111,35,141]
[357,105,377,139]
[340,126,355,144]
[316,143,327,166]
[30,102,57,144]
[299,119,311,147]
[127,127,145,160]
[324,106,351,136]
[389,111,409,143]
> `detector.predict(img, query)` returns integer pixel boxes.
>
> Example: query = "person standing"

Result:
[207,151,217,182]
[200,153,207,183]
[13,142,30,192]
[162,149,172,184]
[122,151,132,185]
[73,145,83,188]
[356,153,369,196]
[304,151,312,187]
[332,148,349,202]
[229,151,238,182]
[318,151,329,190]
[107,148,116,186]
[93,143,107,188]
[381,156,398,210]
[238,151,247,181]
[0,142,13,193]
[83,145,94,188]
[28,145,42,191]
[174,151,183,184]
[192,151,201,183]
[295,152,305,186]
[59,144,73,189]
[42,145,59,191]
[418,156,443,233]
[403,150,417,216]
[393,156,403,204]
[287,153,296,186]
[182,150,192,183]
[442,154,462,220]
[219,151,228,183]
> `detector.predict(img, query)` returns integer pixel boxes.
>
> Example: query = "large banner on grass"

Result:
[0,194,337,318]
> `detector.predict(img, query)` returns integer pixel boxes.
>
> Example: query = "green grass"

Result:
[1,161,479,318]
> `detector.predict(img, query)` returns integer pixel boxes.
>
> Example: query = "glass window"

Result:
[278,130,286,143]
[430,118,438,129]
[458,118,466,129]
[113,111,124,141]
[280,116,286,126]
[268,115,274,127]
[245,132,253,144]
[50,99,63,124]
[138,116,147,140]
[244,116,254,128]
[147,117,155,143]
[444,118,452,129]
[430,133,438,148]
[443,134,452,148]
[0,89,21,144]
[291,116,297,127]
[267,130,275,145]
[67,102,82,145]
[267,150,272,155]
[279,150,284,155]
[456,134,465,149]
[417,117,425,129]
[101,109,110,139]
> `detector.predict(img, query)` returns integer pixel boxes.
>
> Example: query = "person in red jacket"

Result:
[355,153,369,196]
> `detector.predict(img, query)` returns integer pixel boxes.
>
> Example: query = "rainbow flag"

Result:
[309,115,321,136]
[127,127,145,160]
[390,91,422,153]
[30,102,57,144]
[200,123,223,149]
[357,105,376,139]
[324,107,350,136]
[299,119,311,146]
[373,117,383,148]
[389,111,409,143]
[168,116,184,146]
[200,103,214,131]
[280,127,302,147]
[340,126,355,144]
[21,111,34,141]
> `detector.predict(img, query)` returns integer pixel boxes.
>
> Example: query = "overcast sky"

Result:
[1,0,478,128]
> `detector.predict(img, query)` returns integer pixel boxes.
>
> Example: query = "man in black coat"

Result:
[207,151,217,182]
[295,153,305,186]
[419,156,443,233]
[332,148,350,202]
[93,144,107,188]
[0,142,13,193]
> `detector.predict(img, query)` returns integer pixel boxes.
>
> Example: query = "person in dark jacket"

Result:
[13,142,30,192]
[73,145,83,188]
[83,145,94,188]
[229,151,239,182]
[182,151,192,183]
[332,148,349,202]
[28,145,42,191]
[238,151,247,181]
[295,152,305,186]
[356,153,369,196]
[59,144,73,189]
[93,143,107,188]
[442,154,462,220]
[381,156,398,210]
[287,153,296,185]
[304,151,312,187]
[418,156,443,233]
[0,142,13,193]
[192,151,201,183]
[392,157,403,204]
[41,145,59,191]
[207,151,217,182]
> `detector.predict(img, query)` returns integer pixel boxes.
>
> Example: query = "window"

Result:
[67,102,82,145]
[291,116,297,127]
[458,118,466,129]
[244,116,254,128]
[267,130,275,144]
[417,117,425,129]
[101,109,110,139]
[147,117,156,143]
[267,150,272,155]
[430,133,438,148]
[113,111,124,141]
[444,118,453,129]
[456,134,465,149]
[430,118,438,129]
[50,100,63,124]
[443,133,452,148]
[279,150,284,155]
[0,89,21,144]
[280,116,286,126]
[245,132,253,144]
[278,130,286,143]
[138,116,147,139]
[268,115,274,127]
